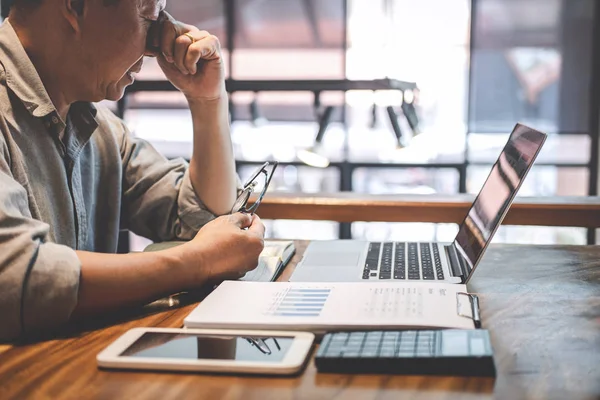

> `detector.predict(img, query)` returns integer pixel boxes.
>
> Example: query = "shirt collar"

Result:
[0,19,98,139]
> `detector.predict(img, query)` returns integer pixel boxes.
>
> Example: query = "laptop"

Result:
[290,123,547,284]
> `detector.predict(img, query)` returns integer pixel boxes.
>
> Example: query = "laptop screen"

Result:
[453,124,547,276]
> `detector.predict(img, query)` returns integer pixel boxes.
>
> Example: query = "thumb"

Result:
[229,212,252,229]
[247,214,265,237]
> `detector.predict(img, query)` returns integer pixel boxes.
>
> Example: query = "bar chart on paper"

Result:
[265,288,331,317]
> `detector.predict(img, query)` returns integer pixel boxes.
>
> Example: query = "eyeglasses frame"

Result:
[233,161,278,215]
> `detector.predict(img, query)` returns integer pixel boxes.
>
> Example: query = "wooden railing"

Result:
[250,193,600,228]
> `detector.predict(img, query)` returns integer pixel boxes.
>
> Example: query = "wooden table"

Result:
[1,242,599,400]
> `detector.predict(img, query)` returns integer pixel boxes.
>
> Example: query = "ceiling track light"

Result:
[228,98,235,124]
[297,92,334,168]
[386,105,405,149]
[370,102,378,129]
[249,93,268,127]
[401,90,420,136]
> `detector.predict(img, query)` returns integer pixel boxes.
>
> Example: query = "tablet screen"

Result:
[120,333,294,362]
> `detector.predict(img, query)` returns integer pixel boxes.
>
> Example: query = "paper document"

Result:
[241,257,280,282]
[240,241,294,282]
[184,281,477,332]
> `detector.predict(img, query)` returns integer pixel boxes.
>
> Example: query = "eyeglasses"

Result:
[231,161,278,215]
[245,337,281,355]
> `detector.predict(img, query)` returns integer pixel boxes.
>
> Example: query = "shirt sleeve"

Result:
[111,110,241,243]
[0,147,80,342]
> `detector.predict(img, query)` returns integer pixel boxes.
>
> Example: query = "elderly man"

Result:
[0,0,266,341]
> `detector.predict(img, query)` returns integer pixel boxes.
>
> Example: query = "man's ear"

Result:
[62,0,86,32]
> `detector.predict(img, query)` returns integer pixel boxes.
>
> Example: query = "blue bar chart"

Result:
[267,288,331,317]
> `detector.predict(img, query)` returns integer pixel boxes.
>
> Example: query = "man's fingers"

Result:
[156,12,219,76]
[159,12,178,63]
[184,36,220,75]
[172,31,212,75]
[247,214,266,238]
[229,212,253,229]
[173,35,192,75]
[145,17,162,56]
[156,52,179,74]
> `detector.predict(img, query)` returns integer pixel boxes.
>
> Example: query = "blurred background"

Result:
[6,0,597,248]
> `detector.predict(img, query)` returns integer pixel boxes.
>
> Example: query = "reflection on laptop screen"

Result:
[453,124,546,271]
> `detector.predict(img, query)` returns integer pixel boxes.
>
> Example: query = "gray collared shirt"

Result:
[0,20,223,341]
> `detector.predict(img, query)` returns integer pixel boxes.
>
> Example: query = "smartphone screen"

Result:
[120,333,295,363]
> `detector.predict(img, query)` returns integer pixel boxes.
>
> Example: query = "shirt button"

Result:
[52,116,59,124]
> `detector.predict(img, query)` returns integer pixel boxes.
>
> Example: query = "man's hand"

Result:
[73,213,264,316]
[174,213,266,284]
[152,12,225,101]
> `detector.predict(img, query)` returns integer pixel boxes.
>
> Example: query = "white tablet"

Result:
[97,327,315,375]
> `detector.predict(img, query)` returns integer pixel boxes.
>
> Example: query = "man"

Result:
[0,0,265,342]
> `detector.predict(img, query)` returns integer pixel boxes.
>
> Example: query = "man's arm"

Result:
[72,250,189,317]
[0,126,263,341]
[187,95,238,216]
[155,13,238,216]
[0,168,263,343]
[72,213,264,317]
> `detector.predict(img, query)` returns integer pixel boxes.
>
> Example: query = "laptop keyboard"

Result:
[362,242,445,280]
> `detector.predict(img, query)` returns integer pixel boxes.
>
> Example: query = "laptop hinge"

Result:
[445,245,466,281]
